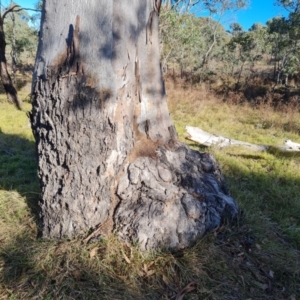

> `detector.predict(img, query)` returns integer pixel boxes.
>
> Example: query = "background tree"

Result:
[161,0,300,95]
[223,22,268,86]
[0,3,23,109]
[162,0,201,12]
[276,0,300,12]
[4,3,38,69]
[160,0,248,80]
[0,1,39,109]
[267,16,300,85]
[30,0,42,32]
[30,0,238,250]
[159,9,225,76]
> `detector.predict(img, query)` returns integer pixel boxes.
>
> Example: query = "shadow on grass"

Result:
[0,132,300,299]
[1,207,299,299]
[218,156,300,250]
[0,132,159,299]
[229,153,267,160]
[0,235,159,299]
[231,150,300,161]
[182,143,300,250]
[0,131,39,220]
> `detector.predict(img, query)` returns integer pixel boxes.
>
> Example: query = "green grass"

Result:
[0,82,300,299]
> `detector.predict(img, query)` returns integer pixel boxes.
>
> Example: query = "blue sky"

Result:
[234,0,288,30]
[11,0,36,9]
[11,0,289,31]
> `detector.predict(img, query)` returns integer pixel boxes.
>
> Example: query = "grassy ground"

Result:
[0,80,300,299]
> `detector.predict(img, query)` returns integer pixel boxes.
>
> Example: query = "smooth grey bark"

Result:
[30,0,238,250]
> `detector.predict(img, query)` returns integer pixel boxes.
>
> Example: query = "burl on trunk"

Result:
[30,0,238,250]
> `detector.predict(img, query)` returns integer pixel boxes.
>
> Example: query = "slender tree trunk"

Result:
[30,0,238,251]
[11,11,17,85]
[0,16,22,110]
[200,22,217,70]
[165,0,172,10]
[235,61,245,89]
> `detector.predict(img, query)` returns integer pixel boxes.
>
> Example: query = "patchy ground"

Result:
[0,79,299,299]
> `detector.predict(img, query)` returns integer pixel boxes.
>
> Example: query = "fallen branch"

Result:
[185,126,300,152]
[284,139,300,151]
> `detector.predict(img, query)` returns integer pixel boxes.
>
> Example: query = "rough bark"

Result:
[30,0,238,251]
[0,15,22,110]
[115,144,238,250]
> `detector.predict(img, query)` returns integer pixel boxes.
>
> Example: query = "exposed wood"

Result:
[186,126,300,152]
[284,140,300,151]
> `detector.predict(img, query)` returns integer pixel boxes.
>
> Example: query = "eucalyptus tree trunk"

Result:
[30,0,238,251]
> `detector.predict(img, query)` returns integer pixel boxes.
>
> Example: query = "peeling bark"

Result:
[30,0,238,251]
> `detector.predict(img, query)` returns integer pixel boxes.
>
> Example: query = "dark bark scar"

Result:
[154,0,162,13]
[62,15,81,78]
[146,11,154,45]
[146,1,161,44]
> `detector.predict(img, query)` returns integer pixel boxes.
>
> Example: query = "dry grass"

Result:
[0,78,300,299]
[166,78,300,143]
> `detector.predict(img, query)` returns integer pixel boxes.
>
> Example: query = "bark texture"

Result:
[116,145,238,250]
[30,0,238,250]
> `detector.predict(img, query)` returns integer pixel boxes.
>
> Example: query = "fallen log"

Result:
[185,126,300,153]
[284,139,300,151]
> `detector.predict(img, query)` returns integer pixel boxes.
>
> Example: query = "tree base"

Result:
[115,142,238,251]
